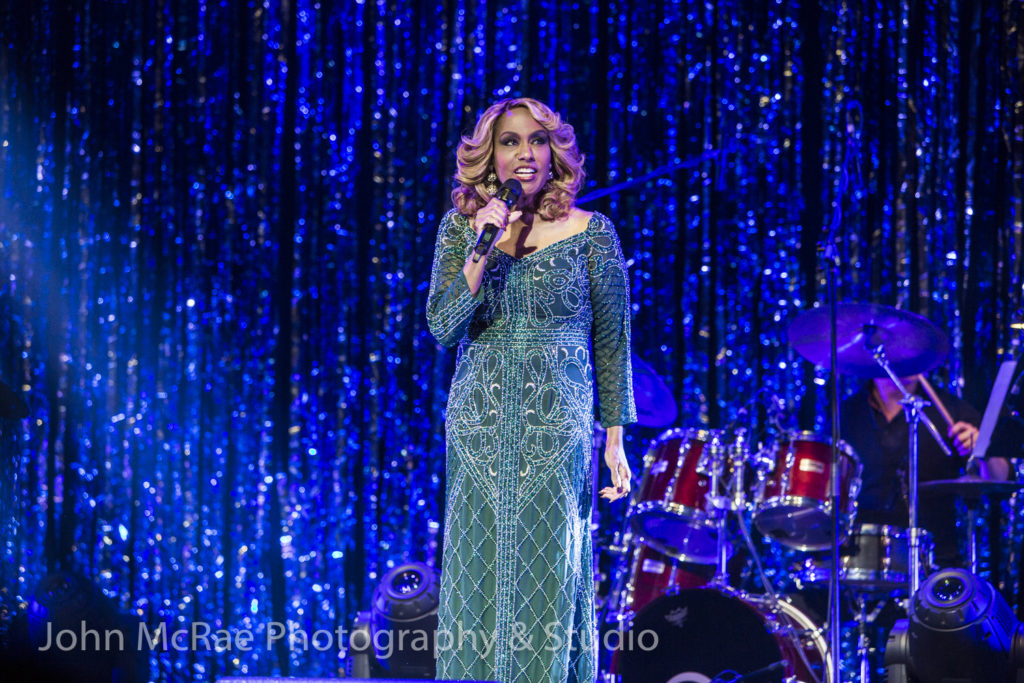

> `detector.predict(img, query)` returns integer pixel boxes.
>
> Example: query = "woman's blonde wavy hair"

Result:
[451,98,585,222]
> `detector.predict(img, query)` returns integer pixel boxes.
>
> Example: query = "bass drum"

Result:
[612,588,830,683]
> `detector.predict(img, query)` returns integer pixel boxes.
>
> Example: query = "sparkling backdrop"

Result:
[0,0,1022,679]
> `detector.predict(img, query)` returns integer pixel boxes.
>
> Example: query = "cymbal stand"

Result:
[965,500,980,575]
[702,432,731,585]
[868,340,951,595]
[596,516,634,628]
[730,430,748,509]
[731,455,827,683]
[703,429,827,682]
[852,594,888,682]
[855,595,871,682]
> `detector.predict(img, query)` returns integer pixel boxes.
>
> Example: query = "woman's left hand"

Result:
[599,427,631,502]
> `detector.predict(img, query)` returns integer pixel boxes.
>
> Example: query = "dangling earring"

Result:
[484,170,498,195]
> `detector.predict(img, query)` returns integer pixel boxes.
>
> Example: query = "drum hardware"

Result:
[733,502,828,682]
[788,306,953,595]
[920,475,1024,575]
[865,340,950,598]
[603,422,834,681]
[729,429,750,513]
[852,594,891,683]
[788,301,959,683]
[702,431,733,584]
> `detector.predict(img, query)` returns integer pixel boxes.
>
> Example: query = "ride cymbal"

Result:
[787,303,949,377]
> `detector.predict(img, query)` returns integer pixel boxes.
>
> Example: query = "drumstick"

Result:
[917,375,955,429]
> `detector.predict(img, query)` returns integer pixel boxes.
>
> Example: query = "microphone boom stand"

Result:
[822,238,842,683]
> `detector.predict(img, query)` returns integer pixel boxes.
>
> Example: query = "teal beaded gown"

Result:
[426,209,636,683]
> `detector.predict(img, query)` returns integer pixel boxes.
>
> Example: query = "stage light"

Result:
[21,570,145,683]
[350,561,439,679]
[884,567,1024,682]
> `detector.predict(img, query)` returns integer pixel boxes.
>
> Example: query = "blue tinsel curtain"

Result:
[0,0,1022,679]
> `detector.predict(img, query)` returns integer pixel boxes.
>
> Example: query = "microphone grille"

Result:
[496,178,522,207]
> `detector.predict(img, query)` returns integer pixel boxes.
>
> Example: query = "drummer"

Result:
[839,374,1011,567]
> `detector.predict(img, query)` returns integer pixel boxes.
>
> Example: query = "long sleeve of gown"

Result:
[588,215,636,427]
[426,210,484,347]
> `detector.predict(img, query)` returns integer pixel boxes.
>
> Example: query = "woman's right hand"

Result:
[472,197,522,238]
[462,197,522,294]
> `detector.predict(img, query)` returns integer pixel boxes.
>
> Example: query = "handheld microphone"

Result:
[471,178,522,263]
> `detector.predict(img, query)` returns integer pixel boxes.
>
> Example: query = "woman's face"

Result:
[492,107,552,205]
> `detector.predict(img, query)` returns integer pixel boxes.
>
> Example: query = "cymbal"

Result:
[919,475,1024,499]
[787,303,950,377]
[0,378,28,419]
[631,354,678,428]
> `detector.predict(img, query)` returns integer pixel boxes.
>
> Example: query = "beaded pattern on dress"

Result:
[427,209,635,683]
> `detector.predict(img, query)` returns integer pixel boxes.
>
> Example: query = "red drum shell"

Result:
[629,428,726,564]
[754,431,862,551]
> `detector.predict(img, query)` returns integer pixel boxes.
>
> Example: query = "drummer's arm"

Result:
[980,456,1011,482]
[951,420,1013,481]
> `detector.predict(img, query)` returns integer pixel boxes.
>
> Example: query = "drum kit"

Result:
[597,303,1022,683]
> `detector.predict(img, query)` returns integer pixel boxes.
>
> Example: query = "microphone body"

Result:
[471,179,522,263]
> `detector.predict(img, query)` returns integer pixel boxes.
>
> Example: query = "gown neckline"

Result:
[489,214,597,261]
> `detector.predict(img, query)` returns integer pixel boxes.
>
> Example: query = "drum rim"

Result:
[753,500,854,552]
[649,426,720,446]
[850,523,933,540]
[799,562,913,591]
[755,494,833,515]
[618,543,716,619]
[631,499,709,523]
[626,518,725,564]
[614,586,832,683]
[780,430,861,461]
[755,495,858,519]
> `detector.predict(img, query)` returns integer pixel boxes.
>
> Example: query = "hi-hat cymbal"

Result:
[786,303,950,377]
[919,475,1024,499]
[631,354,678,428]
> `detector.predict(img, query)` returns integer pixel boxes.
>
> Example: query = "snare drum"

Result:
[629,428,730,564]
[610,587,831,683]
[754,431,862,551]
[798,524,934,593]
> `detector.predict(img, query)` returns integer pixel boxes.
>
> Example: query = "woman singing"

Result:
[426,97,636,682]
